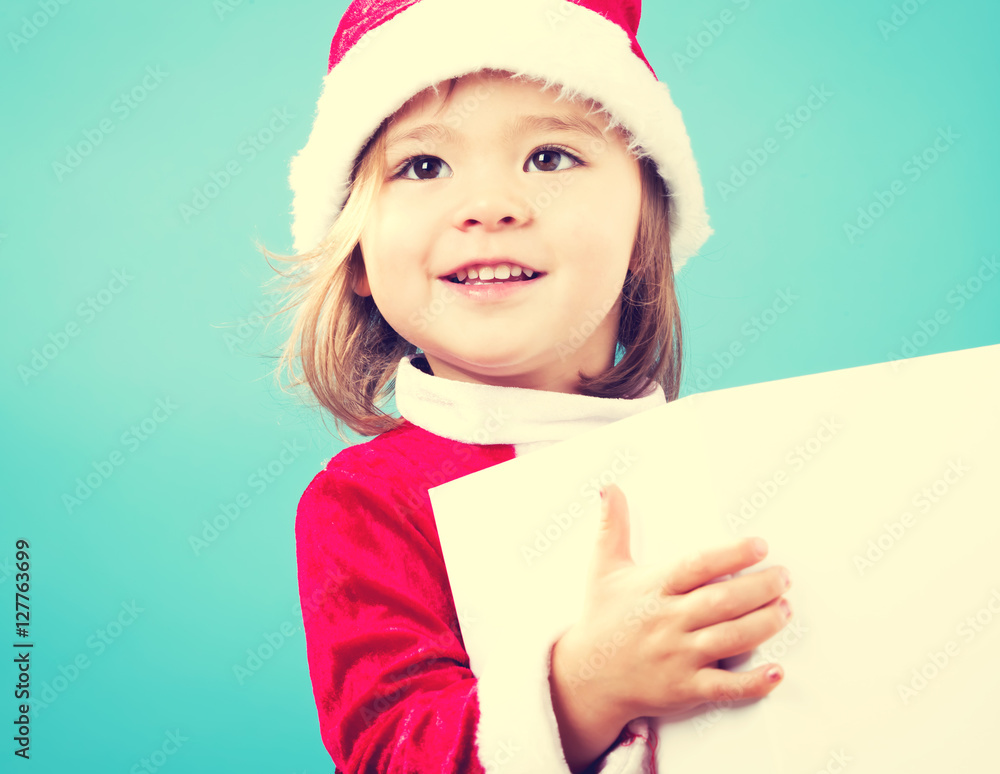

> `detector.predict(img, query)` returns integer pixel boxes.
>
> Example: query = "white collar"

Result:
[394,354,666,455]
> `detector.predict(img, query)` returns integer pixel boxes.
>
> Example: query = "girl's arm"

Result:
[296,465,485,772]
[297,454,662,773]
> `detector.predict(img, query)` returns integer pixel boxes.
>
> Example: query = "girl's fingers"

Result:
[681,566,790,631]
[591,483,634,575]
[691,598,791,662]
[689,662,784,706]
[659,537,769,596]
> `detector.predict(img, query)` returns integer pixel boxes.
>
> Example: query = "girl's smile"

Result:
[440,256,546,302]
[354,70,642,393]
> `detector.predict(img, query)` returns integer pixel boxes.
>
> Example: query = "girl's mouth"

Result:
[446,274,541,285]
[441,264,545,285]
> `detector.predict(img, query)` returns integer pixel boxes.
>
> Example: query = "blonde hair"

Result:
[262,83,683,444]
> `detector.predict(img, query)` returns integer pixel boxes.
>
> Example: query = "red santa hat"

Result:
[288,0,712,271]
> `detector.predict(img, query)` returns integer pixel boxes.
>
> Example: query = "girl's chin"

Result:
[422,350,550,378]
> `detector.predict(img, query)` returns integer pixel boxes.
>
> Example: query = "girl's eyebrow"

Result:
[385,113,607,151]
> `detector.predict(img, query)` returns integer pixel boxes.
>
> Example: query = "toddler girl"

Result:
[275,1,792,771]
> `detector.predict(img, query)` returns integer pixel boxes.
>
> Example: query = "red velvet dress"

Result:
[295,355,665,772]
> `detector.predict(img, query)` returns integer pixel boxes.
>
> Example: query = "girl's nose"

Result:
[452,185,532,232]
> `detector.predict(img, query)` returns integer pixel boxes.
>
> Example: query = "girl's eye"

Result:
[526,147,581,173]
[397,156,453,180]
[393,148,582,179]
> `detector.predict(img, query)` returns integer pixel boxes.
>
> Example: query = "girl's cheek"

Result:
[386,190,436,223]
[376,207,417,241]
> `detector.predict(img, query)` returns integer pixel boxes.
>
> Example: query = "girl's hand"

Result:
[550,482,791,750]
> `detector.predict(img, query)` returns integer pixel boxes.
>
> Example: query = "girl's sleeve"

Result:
[295,464,657,773]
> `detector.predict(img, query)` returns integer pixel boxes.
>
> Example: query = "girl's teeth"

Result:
[448,264,539,283]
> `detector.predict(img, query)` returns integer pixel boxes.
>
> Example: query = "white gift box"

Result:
[430,344,1000,773]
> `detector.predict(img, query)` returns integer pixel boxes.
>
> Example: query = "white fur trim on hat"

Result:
[288,0,712,270]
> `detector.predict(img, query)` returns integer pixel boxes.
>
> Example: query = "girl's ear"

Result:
[353,270,372,297]
[351,247,372,297]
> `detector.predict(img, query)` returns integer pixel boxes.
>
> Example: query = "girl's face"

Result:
[356,71,642,393]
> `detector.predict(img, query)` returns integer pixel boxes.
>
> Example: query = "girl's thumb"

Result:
[594,482,632,570]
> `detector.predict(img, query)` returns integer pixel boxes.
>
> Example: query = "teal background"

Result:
[2,0,997,771]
